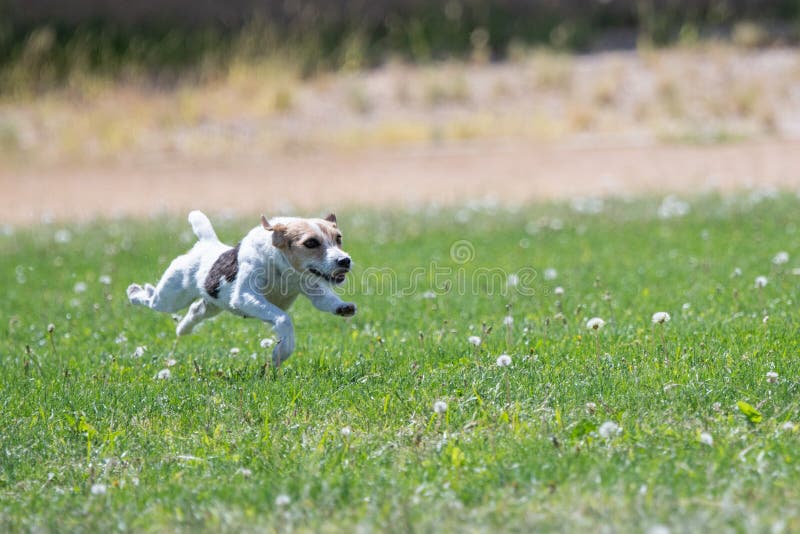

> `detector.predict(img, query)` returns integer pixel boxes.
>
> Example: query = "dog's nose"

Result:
[337,257,351,269]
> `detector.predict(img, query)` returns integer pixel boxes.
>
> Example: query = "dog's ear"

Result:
[260,215,272,230]
[270,224,289,248]
[324,212,337,225]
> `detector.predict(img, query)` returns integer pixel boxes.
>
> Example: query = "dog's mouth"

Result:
[309,267,348,285]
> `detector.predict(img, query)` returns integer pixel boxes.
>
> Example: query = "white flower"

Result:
[598,421,621,438]
[341,426,351,438]
[468,335,481,346]
[754,276,768,288]
[133,346,146,358]
[260,338,275,348]
[651,312,671,324]
[585,402,597,414]
[166,358,177,367]
[433,400,448,414]
[47,323,55,333]
[229,347,240,355]
[275,494,291,506]
[90,483,107,495]
[506,274,519,287]
[773,251,790,265]
[503,316,514,326]
[766,371,779,383]
[544,268,558,281]
[586,317,605,330]
[699,432,714,446]
[156,369,171,380]
[73,282,87,293]
[554,286,565,297]
[496,354,512,367]
[98,275,112,285]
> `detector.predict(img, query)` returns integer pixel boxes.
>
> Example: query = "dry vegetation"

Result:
[1,45,799,168]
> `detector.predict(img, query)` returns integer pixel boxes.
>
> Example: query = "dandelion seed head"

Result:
[781,421,795,431]
[496,354,512,367]
[755,275,768,288]
[732,267,742,277]
[260,338,275,348]
[598,421,621,438]
[166,358,177,367]
[236,468,253,478]
[699,432,713,446]
[98,275,112,285]
[503,316,514,326]
[554,286,565,297]
[422,290,437,299]
[133,346,146,358]
[766,371,779,383]
[657,195,690,219]
[229,347,240,355]
[544,268,558,281]
[47,323,55,333]
[586,317,605,330]
[156,369,171,380]
[54,229,72,244]
[773,251,790,265]
[90,483,107,495]
[275,494,291,506]
[73,282,87,293]
[506,274,519,287]
[682,303,691,311]
[341,426,351,438]
[651,312,671,324]
[433,400,448,414]
[468,335,481,346]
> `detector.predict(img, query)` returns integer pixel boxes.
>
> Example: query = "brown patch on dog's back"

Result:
[205,243,240,298]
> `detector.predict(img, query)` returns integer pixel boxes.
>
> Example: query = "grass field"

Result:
[2,192,800,532]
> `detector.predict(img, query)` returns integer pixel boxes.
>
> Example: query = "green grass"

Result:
[2,193,800,531]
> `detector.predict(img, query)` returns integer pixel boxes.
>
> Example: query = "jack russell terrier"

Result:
[127,210,356,367]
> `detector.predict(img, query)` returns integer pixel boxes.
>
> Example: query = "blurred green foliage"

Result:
[1,1,799,93]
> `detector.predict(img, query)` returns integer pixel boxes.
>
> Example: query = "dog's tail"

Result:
[188,210,219,242]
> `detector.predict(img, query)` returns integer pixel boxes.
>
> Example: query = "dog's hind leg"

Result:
[176,299,221,336]
[129,254,199,313]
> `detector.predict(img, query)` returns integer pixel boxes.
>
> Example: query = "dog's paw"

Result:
[335,303,357,317]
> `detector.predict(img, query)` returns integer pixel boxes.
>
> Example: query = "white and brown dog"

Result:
[127,210,356,366]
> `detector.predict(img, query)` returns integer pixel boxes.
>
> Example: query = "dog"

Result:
[127,210,356,367]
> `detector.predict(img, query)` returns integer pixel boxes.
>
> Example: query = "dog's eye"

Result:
[303,238,321,249]
[335,235,342,245]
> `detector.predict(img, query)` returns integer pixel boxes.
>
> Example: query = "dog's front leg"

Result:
[304,284,357,317]
[233,292,295,367]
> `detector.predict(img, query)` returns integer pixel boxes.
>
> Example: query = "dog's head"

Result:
[261,213,352,284]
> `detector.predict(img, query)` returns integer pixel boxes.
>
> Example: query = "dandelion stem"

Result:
[47,329,59,367]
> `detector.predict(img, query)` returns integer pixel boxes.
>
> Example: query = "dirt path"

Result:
[3,139,799,225]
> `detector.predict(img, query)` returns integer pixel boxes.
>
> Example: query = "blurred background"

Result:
[2,0,800,223]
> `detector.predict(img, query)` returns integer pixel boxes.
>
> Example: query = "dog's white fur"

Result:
[127,210,356,367]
